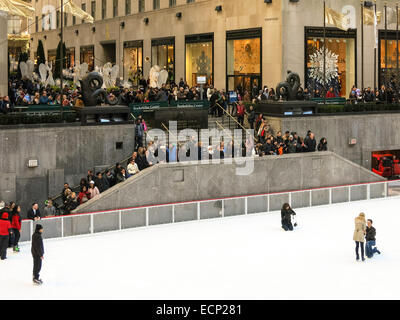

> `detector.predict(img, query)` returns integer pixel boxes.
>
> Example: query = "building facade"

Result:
[28,0,400,95]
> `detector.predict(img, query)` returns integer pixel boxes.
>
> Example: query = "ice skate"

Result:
[33,278,43,285]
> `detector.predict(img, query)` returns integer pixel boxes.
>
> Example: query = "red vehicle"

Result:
[372,154,400,178]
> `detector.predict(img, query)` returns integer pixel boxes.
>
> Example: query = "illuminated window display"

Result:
[185,34,213,87]
[47,49,56,70]
[305,28,356,97]
[379,31,400,88]
[226,29,262,94]
[151,38,175,83]
[80,45,94,71]
[123,41,143,85]
[66,47,75,69]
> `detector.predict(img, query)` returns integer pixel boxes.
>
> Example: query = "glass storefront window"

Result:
[47,49,57,71]
[226,36,261,95]
[151,40,174,83]
[80,45,94,71]
[66,47,75,69]
[306,36,355,98]
[124,44,143,86]
[185,41,213,87]
[380,36,400,88]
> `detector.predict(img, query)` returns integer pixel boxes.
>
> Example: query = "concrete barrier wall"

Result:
[0,124,135,214]
[20,180,392,243]
[75,151,384,214]
[268,113,400,170]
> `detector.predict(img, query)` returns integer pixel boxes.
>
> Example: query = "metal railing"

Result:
[19,179,400,243]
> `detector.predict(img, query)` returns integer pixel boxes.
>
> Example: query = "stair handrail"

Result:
[215,103,259,142]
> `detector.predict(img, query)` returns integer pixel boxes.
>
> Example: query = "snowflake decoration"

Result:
[308,48,339,84]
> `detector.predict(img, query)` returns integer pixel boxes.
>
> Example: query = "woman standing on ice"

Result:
[353,213,366,261]
[281,203,296,231]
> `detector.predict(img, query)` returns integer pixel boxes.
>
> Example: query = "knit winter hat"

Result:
[35,224,43,232]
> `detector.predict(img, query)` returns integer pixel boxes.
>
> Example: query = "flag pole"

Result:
[385,2,388,104]
[397,2,399,102]
[60,0,64,117]
[374,0,377,93]
[361,0,364,91]
[323,0,326,104]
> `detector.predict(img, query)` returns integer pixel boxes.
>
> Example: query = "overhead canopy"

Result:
[0,0,94,23]
[0,0,34,18]
[64,0,94,23]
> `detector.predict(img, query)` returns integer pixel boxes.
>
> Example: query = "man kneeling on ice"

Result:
[366,219,381,259]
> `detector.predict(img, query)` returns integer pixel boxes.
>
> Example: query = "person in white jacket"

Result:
[127,158,140,177]
[88,181,100,199]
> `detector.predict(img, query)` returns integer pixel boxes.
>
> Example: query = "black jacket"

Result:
[261,142,274,155]
[281,208,295,225]
[305,137,316,152]
[366,226,376,241]
[31,231,44,258]
[27,208,41,220]
[248,110,255,123]
[317,141,328,151]
[136,154,150,171]
[94,177,105,193]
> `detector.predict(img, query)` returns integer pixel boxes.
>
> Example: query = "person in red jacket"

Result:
[325,87,337,98]
[236,102,245,128]
[0,211,13,260]
[11,205,22,253]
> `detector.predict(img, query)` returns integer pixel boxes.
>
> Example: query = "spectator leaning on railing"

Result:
[27,203,41,221]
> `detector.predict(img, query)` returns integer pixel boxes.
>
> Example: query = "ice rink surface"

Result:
[1,197,400,300]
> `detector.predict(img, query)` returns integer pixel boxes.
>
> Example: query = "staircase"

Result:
[208,114,239,131]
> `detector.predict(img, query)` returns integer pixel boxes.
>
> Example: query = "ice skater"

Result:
[31,224,44,285]
[281,203,297,231]
[11,205,22,253]
[366,219,381,258]
[0,209,13,260]
[353,213,366,261]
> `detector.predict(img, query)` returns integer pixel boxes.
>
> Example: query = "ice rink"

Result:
[1,196,400,300]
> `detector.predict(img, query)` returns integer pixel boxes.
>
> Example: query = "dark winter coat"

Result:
[248,110,255,124]
[317,139,328,151]
[27,208,41,220]
[366,226,376,241]
[0,212,12,236]
[136,154,150,171]
[305,137,316,152]
[31,231,44,258]
[260,142,274,155]
[281,209,295,228]
[287,140,297,154]
[94,177,105,193]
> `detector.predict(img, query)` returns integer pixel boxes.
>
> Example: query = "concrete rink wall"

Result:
[20,179,396,243]
[75,151,383,214]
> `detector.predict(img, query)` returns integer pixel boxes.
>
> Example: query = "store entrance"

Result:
[101,42,116,65]
[226,28,262,96]
[227,75,261,96]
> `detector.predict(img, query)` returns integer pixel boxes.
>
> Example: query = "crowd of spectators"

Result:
[3,76,225,114]
[5,73,400,120]
[2,75,331,218]
[46,112,327,215]
[3,78,85,113]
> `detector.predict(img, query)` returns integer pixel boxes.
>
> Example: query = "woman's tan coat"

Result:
[353,216,366,242]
